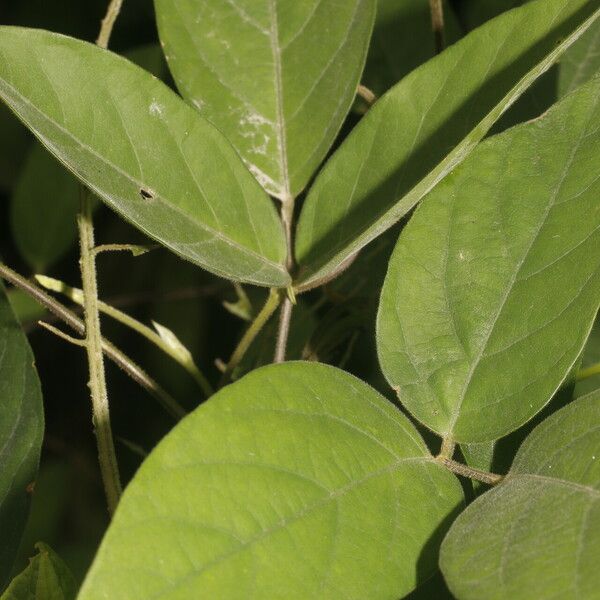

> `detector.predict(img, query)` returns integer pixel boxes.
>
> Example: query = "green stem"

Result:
[0,264,184,419]
[429,0,445,54]
[274,198,295,362]
[438,457,504,486]
[78,188,122,514]
[576,362,600,381]
[220,288,281,386]
[439,436,456,459]
[36,275,213,398]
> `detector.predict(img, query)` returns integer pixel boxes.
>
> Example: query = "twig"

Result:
[438,457,504,486]
[220,288,281,386]
[429,0,445,54]
[36,275,213,398]
[274,295,293,363]
[96,0,124,49]
[76,0,126,516]
[0,263,185,420]
[357,84,376,106]
[576,362,600,381]
[78,188,121,514]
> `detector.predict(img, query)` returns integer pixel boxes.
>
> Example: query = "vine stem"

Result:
[96,0,123,49]
[78,188,122,514]
[438,457,504,486]
[220,288,281,386]
[274,198,295,363]
[429,0,445,54]
[76,0,126,515]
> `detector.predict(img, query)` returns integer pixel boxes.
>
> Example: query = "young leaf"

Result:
[154,0,376,200]
[0,284,44,589]
[294,0,600,290]
[377,74,600,443]
[2,543,77,600]
[440,392,600,599]
[78,363,463,599]
[0,27,289,287]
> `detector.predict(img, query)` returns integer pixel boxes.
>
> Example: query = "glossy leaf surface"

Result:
[378,75,600,442]
[440,392,600,599]
[0,27,289,286]
[295,0,600,290]
[0,284,44,588]
[155,0,376,200]
[79,362,463,599]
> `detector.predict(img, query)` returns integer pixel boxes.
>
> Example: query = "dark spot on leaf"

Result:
[26,481,35,494]
[139,188,154,200]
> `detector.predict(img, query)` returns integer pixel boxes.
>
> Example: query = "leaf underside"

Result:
[440,392,600,599]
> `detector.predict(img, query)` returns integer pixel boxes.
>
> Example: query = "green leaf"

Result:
[294,0,600,290]
[377,74,600,443]
[1,543,77,600]
[10,143,80,272]
[0,283,44,589]
[0,27,289,287]
[362,0,460,96]
[154,0,376,200]
[440,392,600,599]
[78,362,463,599]
[559,19,600,96]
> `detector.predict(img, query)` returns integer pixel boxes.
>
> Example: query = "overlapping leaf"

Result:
[295,0,600,290]
[155,0,376,200]
[377,74,600,443]
[0,27,289,287]
[1,543,76,600]
[0,284,44,589]
[78,362,462,599]
[440,392,600,599]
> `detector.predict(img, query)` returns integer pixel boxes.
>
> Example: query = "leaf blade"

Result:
[78,362,463,599]
[295,0,600,290]
[0,283,44,589]
[0,27,289,287]
[155,0,377,199]
[440,392,600,599]
[378,74,600,442]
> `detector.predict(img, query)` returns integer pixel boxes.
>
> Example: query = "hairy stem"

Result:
[439,436,456,459]
[36,276,213,398]
[0,268,184,416]
[220,288,281,386]
[438,457,504,486]
[429,0,445,54]
[274,295,293,363]
[274,199,295,362]
[78,188,122,514]
[96,0,123,49]
[357,84,376,106]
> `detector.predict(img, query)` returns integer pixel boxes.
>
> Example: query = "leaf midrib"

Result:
[143,456,433,599]
[0,76,289,277]
[446,95,599,437]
